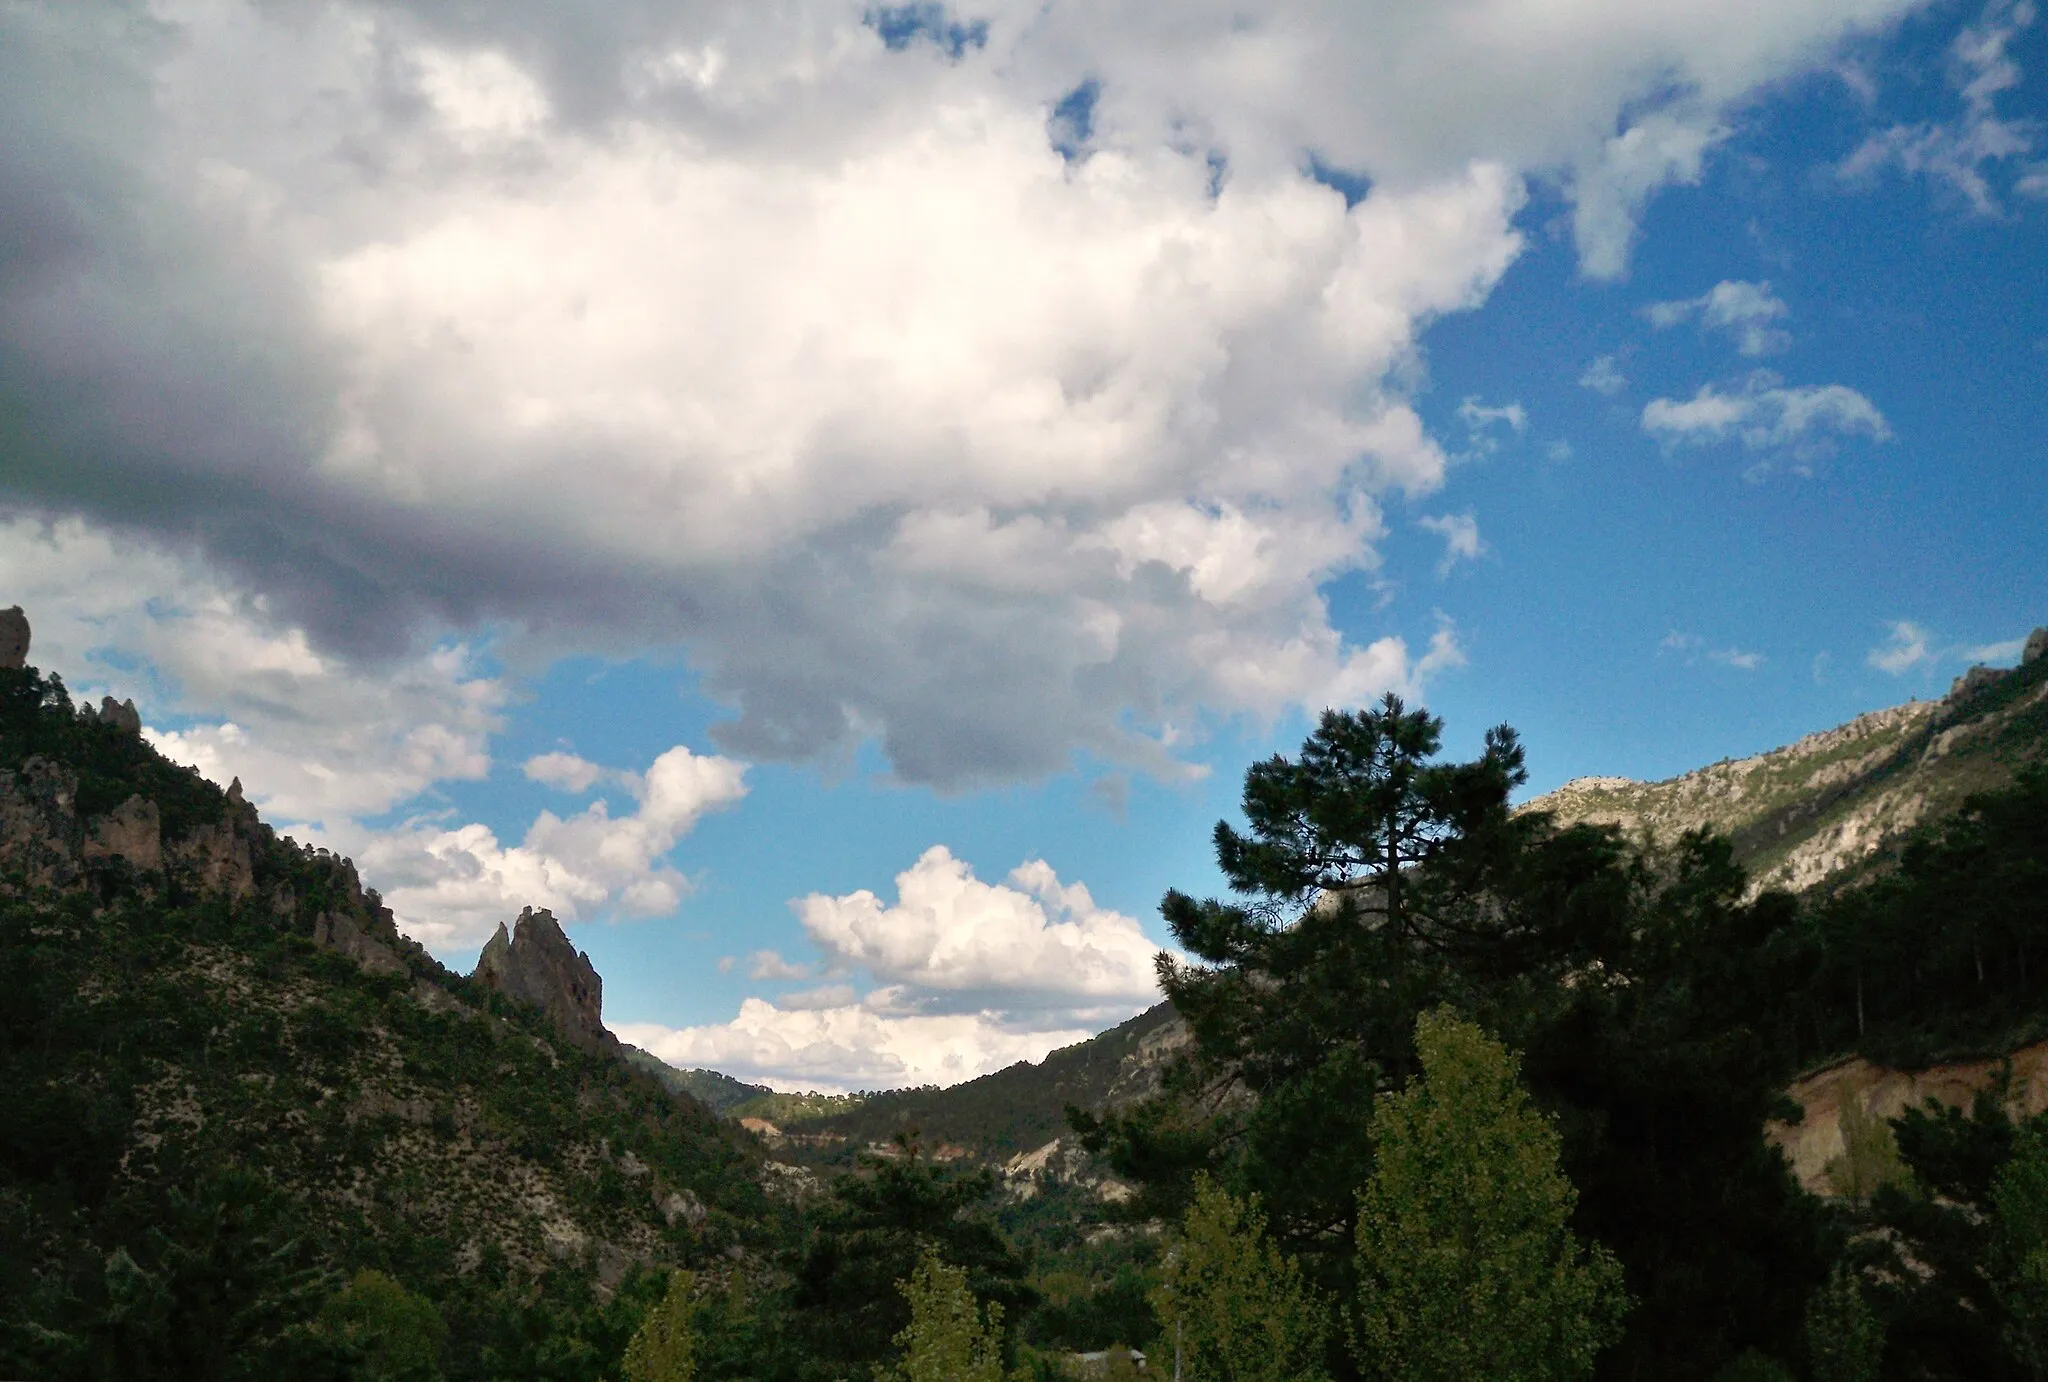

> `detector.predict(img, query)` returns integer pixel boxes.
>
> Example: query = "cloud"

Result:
[1644,280,1793,355]
[1455,397,1527,456]
[620,845,1170,1090]
[524,752,611,794]
[1579,355,1628,396]
[1868,620,1934,674]
[1839,0,2040,213]
[1641,376,1892,451]
[309,744,749,950]
[1662,630,1764,670]
[0,0,1936,789]
[0,514,766,952]
[793,846,1164,1014]
[1571,111,1726,280]
[1964,635,2028,662]
[616,1002,1098,1094]
[1418,513,1485,577]
[748,950,817,982]
[1709,647,1766,670]
[0,514,507,828]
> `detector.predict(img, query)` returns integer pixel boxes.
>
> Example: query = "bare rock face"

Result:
[313,909,409,977]
[1770,1042,2048,1197]
[0,757,85,891]
[0,606,26,670]
[473,907,613,1052]
[83,794,162,871]
[2028,627,2048,665]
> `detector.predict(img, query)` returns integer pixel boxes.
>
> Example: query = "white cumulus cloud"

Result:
[310,744,747,951]
[1644,280,1793,356]
[1642,377,1892,451]
[623,846,1171,1090]
[1868,620,1935,674]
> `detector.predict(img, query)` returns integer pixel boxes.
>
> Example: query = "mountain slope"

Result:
[0,649,771,1377]
[1527,633,2048,893]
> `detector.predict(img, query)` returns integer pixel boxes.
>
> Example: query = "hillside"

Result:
[0,640,773,1376]
[745,1002,1187,1165]
[1527,630,2048,893]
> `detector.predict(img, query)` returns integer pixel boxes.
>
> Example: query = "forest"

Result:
[5,661,2048,1380]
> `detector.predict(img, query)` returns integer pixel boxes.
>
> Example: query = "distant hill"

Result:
[620,1047,772,1113]
[734,1002,1187,1167]
[1527,631,2048,894]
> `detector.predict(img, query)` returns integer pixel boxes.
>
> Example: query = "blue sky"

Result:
[1,0,2043,1089]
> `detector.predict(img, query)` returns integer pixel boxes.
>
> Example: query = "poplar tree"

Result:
[888,1250,1007,1382]
[1352,1008,1626,1382]
[1149,1176,1331,1382]
[624,1270,697,1382]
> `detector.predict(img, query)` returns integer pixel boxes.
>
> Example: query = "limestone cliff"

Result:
[473,905,615,1053]
[1527,628,2048,895]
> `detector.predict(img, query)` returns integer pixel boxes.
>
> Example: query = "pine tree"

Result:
[1149,1176,1330,1382]
[1352,1008,1627,1382]
[1995,1124,2048,1381]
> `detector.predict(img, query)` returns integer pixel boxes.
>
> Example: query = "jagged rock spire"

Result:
[472,906,613,1053]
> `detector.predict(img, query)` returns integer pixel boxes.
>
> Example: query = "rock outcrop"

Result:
[78,695,142,734]
[473,907,614,1053]
[0,606,27,669]
[1769,1043,2048,1196]
[2027,627,2048,665]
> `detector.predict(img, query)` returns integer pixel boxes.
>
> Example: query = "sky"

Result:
[1,0,2043,1093]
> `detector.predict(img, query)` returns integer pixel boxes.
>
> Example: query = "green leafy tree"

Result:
[1994,1124,2048,1380]
[624,1270,698,1382]
[1351,1008,1626,1382]
[1804,1266,1882,1382]
[1825,1092,1912,1200]
[1149,1176,1330,1382]
[1710,1353,1795,1382]
[889,1249,1008,1382]
[320,1270,448,1381]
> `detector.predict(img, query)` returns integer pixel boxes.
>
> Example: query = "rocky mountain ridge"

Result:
[1527,629,2048,894]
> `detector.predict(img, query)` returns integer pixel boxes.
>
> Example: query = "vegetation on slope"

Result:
[756,1004,1184,1160]
[0,665,768,1378]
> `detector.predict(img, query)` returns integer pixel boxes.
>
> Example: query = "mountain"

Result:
[1526,630,2048,894]
[0,619,772,1376]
